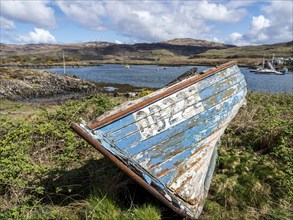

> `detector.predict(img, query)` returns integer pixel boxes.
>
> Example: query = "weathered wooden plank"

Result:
[112,79,246,153]
[134,90,246,174]
[131,87,246,164]
[108,72,244,142]
[169,104,242,207]
[140,93,246,179]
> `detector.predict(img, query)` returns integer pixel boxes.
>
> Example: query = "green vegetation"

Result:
[0,93,292,219]
[139,89,154,97]
[204,93,293,219]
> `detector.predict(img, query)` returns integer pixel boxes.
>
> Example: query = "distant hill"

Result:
[268,41,293,47]
[163,38,233,48]
[0,41,115,57]
[192,41,293,59]
[0,39,292,67]
[0,38,234,61]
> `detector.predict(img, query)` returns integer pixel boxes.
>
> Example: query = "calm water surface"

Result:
[45,64,293,93]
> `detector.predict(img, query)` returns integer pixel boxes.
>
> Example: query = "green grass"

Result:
[202,93,293,219]
[0,93,292,219]
[84,193,161,220]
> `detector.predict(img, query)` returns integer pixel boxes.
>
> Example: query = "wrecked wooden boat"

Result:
[71,61,247,219]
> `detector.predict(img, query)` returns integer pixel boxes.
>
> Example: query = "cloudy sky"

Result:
[0,0,292,46]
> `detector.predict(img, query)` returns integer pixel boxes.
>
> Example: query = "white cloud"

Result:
[229,32,246,46]
[14,28,56,44]
[212,37,222,43]
[54,0,252,43]
[0,0,55,28]
[229,15,271,45]
[227,0,257,9]
[104,1,210,42]
[56,1,106,30]
[228,1,293,45]
[250,15,271,33]
[196,0,247,23]
[56,1,228,42]
[261,1,293,43]
[0,16,15,30]
[4,1,289,45]
[115,40,122,44]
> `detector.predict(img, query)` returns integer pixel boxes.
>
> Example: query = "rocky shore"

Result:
[0,67,148,104]
[0,67,99,103]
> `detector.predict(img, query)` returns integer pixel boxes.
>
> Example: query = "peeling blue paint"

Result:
[73,63,247,219]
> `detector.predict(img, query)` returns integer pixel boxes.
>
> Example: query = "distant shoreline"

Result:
[0,60,255,69]
[1,61,292,71]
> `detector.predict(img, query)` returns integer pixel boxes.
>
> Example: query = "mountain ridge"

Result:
[1,38,292,67]
[0,38,235,61]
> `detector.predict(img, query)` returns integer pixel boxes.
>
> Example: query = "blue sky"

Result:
[1,0,292,46]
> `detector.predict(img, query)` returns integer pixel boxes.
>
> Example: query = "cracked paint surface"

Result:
[74,64,247,219]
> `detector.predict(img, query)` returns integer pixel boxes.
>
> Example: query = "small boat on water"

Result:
[71,61,247,219]
[256,69,285,75]
[253,58,286,75]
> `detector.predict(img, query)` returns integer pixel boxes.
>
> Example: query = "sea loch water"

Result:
[45,64,293,94]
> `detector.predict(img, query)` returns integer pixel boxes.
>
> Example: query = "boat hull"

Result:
[71,61,247,219]
[255,70,283,75]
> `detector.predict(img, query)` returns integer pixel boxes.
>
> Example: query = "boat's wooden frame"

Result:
[71,61,247,219]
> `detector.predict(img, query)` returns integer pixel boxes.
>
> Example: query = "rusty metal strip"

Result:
[88,61,237,129]
[70,122,186,217]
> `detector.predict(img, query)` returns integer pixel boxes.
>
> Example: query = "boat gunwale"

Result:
[88,61,237,130]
